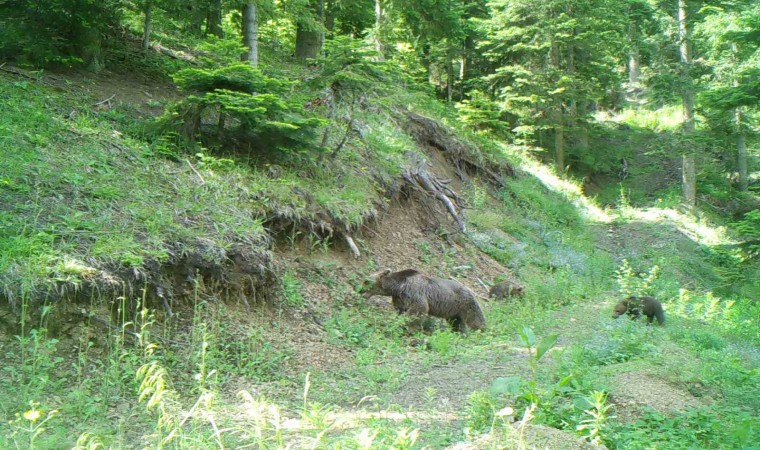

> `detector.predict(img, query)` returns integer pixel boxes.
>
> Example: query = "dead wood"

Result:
[151,43,199,65]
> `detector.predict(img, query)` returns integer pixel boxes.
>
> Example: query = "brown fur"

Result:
[361,268,486,332]
[613,296,665,325]
[489,281,525,299]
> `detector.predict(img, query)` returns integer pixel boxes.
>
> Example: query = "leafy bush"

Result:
[160,63,324,153]
[310,36,399,97]
[606,407,759,450]
[734,209,760,260]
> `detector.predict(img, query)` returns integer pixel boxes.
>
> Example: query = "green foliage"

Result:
[576,391,613,445]
[0,0,120,68]
[311,36,396,95]
[734,209,760,260]
[577,319,659,366]
[161,63,324,153]
[455,90,512,138]
[607,407,759,450]
[282,269,305,307]
[464,390,497,432]
[326,309,375,348]
[615,260,660,298]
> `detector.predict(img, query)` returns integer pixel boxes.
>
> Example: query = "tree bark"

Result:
[295,0,324,60]
[627,21,640,85]
[678,0,696,208]
[142,0,152,50]
[374,0,385,58]
[206,0,223,37]
[550,38,564,173]
[81,24,103,72]
[446,52,454,102]
[325,0,335,33]
[242,1,259,66]
[736,108,748,192]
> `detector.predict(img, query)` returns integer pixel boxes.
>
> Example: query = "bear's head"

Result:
[510,283,525,297]
[612,300,628,318]
[358,268,391,299]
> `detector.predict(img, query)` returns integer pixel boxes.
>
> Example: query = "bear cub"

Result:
[613,296,665,325]
[488,280,525,300]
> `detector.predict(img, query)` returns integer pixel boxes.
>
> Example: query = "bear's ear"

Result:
[381,268,391,276]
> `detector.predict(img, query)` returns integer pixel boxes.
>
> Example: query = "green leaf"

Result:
[519,325,536,347]
[536,333,559,361]
[490,376,523,396]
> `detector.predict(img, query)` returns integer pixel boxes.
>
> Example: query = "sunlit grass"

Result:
[498,143,613,223]
[620,206,735,247]
[599,105,685,131]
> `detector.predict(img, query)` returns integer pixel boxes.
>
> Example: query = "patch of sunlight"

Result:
[622,207,735,246]
[506,146,613,223]
[598,106,684,131]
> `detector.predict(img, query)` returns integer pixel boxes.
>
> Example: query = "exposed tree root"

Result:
[404,111,514,187]
[344,235,361,259]
[402,156,467,233]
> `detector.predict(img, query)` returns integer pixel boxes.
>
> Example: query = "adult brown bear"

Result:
[361,268,486,332]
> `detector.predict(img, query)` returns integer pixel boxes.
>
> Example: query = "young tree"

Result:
[207,0,224,37]
[698,3,759,192]
[143,0,153,50]
[480,0,626,173]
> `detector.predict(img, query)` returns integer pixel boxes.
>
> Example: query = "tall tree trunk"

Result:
[325,0,335,33]
[206,0,223,37]
[295,0,324,60]
[446,49,454,102]
[80,23,103,72]
[550,38,565,173]
[678,0,696,208]
[627,21,640,85]
[731,44,747,192]
[142,0,152,50]
[421,41,433,84]
[374,0,385,59]
[460,34,474,101]
[242,1,259,66]
[555,116,565,171]
[736,108,748,192]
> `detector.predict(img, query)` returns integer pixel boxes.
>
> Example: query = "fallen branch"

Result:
[185,159,206,185]
[93,94,116,108]
[151,43,199,65]
[476,277,491,294]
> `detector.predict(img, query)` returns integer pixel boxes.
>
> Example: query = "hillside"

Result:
[0,57,758,450]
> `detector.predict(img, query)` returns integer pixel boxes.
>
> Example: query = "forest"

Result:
[0,0,758,448]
